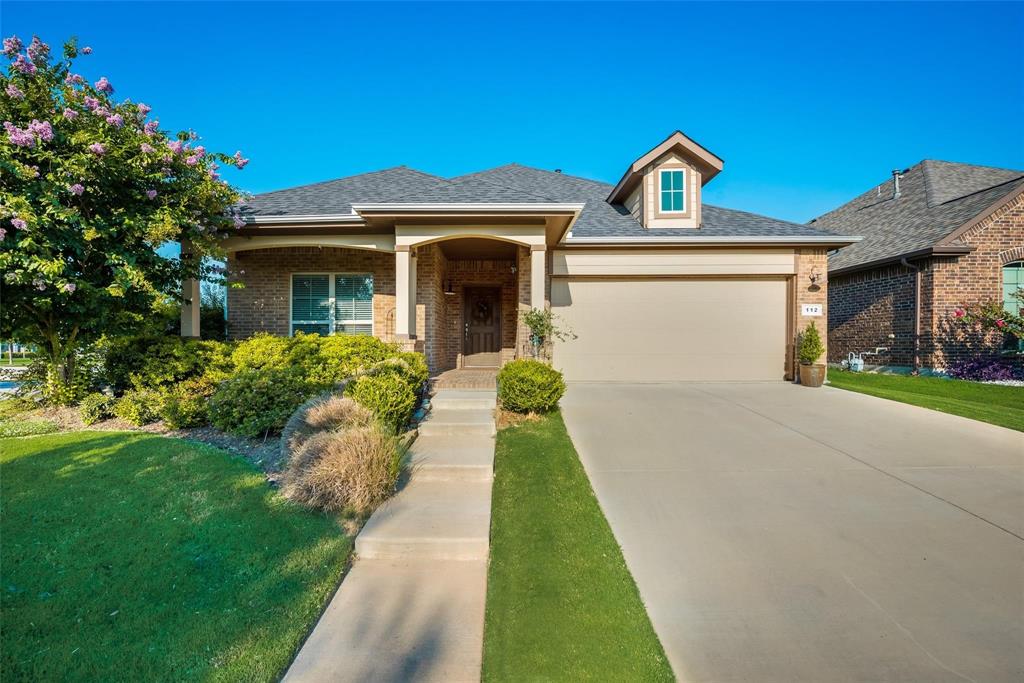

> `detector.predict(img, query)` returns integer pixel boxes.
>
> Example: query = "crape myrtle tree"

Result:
[0,35,249,403]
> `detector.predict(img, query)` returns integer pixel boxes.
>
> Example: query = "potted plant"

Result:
[798,321,826,387]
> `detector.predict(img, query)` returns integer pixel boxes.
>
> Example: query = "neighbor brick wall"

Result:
[227,247,396,341]
[827,189,1024,370]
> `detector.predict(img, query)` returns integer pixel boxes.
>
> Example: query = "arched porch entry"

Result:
[400,234,545,373]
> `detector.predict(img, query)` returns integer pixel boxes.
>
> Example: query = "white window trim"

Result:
[289,272,374,336]
[658,168,687,214]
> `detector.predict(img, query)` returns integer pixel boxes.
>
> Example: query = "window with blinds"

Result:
[290,273,373,336]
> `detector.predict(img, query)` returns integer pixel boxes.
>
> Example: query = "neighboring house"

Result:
[811,160,1024,372]
[204,131,857,382]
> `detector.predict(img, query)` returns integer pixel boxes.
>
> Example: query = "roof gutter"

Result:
[561,235,862,247]
[242,213,364,225]
[829,244,973,276]
[350,202,584,213]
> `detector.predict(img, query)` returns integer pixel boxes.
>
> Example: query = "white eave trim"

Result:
[243,213,364,225]
[560,235,863,246]
[350,202,585,213]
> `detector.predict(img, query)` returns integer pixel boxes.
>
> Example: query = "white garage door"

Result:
[551,278,788,382]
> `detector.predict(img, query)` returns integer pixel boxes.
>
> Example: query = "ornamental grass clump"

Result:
[282,426,401,515]
[280,394,374,462]
[497,359,566,414]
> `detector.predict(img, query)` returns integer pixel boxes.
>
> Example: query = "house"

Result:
[810,160,1024,372]
[199,131,858,382]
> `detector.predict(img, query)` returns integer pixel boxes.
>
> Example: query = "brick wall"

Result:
[827,189,1024,370]
[795,249,829,370]
[227,247,396,341]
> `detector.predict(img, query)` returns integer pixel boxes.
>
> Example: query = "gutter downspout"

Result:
[901,257,921,373]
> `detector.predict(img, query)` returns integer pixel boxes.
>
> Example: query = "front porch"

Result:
[429,367,499,391]
[221,233,549,375]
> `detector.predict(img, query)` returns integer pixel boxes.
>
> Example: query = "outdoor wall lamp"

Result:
[808,266,824,289]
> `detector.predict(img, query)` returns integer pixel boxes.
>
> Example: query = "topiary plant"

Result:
[497,359,566,414]
[798,321,826,365]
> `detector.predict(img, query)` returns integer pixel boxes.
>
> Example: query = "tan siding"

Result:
[551,248,797,276]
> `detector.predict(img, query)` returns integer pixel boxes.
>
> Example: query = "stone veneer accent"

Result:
[828,190,1024,370]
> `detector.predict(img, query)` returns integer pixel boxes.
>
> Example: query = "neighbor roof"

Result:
[240,162,841,241]
[812,159,1024,273]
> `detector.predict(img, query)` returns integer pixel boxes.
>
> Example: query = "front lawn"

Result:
[483,412,673,682]
[828,370,1024,432]
[1,431,351,681]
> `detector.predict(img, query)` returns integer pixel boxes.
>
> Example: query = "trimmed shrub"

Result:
[209,367,315,438]
[102,335,233,393]
[283,426,401,514]
[308,335,400,386]
[79,392,116,425]
[229,333,293,373]
[159,377,218,429]
[113,388,163,426]
[347,372,418,432]
[281,394,374,462]
[497,359,566,414]
[396,352,429,389]
[798,322,825,365]
[946,358,1024,382]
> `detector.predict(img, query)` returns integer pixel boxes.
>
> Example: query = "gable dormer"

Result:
[607,131,724,229]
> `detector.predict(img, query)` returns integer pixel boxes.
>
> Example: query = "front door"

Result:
[463,287,501,367]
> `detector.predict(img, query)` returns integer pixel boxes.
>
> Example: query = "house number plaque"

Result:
[801,304,823,316]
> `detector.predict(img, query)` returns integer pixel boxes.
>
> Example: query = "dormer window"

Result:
[659,169,686,213]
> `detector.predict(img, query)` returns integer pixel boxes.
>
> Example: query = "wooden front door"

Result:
[463,287,501,367]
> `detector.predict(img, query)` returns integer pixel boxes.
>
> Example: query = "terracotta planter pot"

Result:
[799,363,826,387]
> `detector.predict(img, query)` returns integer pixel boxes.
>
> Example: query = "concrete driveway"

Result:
[561,382,1024,683]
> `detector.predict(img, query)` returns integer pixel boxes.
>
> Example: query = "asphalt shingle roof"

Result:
[239,162,841,239]
[811,160,1024,272]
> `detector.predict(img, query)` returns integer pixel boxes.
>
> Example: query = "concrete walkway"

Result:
[562,382,1024,683]
[285,390,497,683]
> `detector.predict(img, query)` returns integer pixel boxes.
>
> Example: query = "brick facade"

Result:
[828,190,1024,370]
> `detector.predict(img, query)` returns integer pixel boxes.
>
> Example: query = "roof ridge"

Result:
[933,174,1024,207]
[449,173,560,202]
[704,203,817,231]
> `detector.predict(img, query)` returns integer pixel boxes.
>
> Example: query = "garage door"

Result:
[551,278,788,382]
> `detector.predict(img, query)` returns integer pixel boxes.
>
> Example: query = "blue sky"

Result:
[6,1,1024,223]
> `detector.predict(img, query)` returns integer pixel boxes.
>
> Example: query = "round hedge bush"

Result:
[497,359,566,414]
[346,372,418,433]
[208,367,315,437]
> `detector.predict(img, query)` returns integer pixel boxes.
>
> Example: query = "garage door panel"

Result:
[551,278,787,382]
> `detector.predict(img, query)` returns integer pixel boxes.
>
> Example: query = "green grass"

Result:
[1,431,351,681]
[483,412,673,682]
[828,371,1024,432]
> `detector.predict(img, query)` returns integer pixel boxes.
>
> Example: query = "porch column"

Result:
[180,240,200,338]
[395,246,417,338]
[530,245,546,310]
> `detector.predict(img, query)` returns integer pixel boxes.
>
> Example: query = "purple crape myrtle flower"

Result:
[209,169,220,180]
[33,278,46,291]
[62,108,79,120]
[146,189,158,199]
[88,142,106,155]
[94,76,114,94]
[93,107,109,118]
[83,96,100,111]
[106,113,124,128]
[232,215,245,229]
[27,36,49,62]
[81,46,93,54]
[0,228,6,240]
[137,103,151,116]
[28,119,53,141]
[233,151,250,169]
[5,83,24,99]
[140,142,155,153]
[65,73,85,86]
[144,120,159,136]
[193,145,206,158]
[167,140,184,154]
[4,122,34,147]
[63,283,76,293]
[185,155,199,166]
[11,217,27,230]
[69,183,85,195]
[12,55,36,75]
[2,35,23,57]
